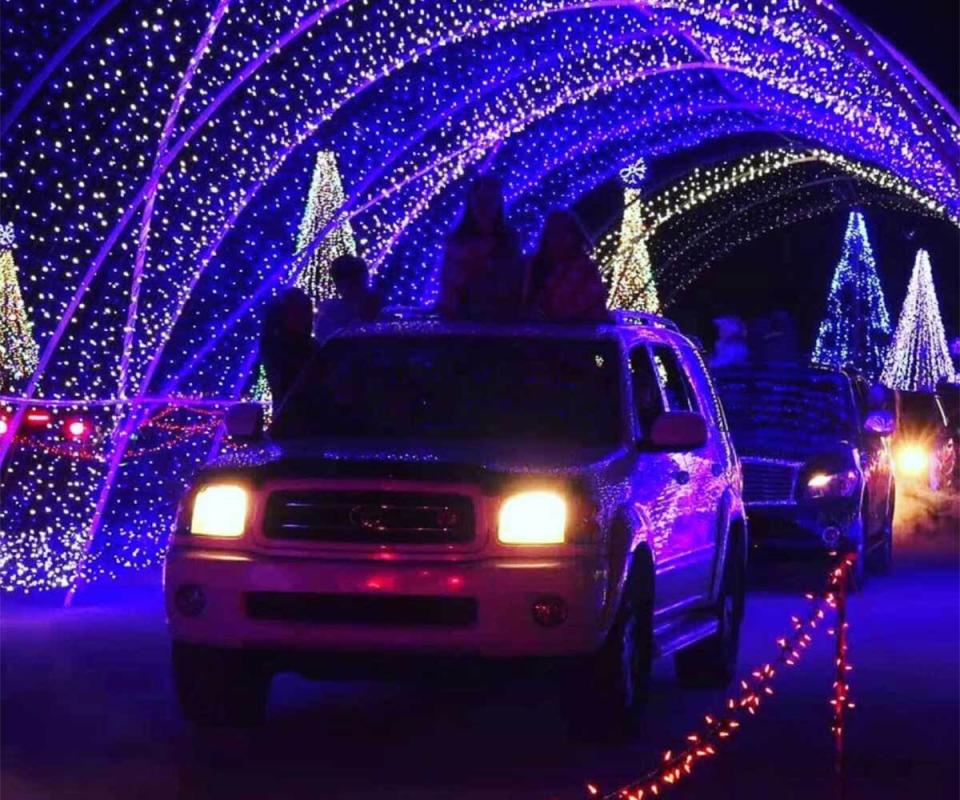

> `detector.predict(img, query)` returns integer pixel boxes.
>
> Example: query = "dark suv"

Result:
[165,312,746,730]
[713,364,895,587]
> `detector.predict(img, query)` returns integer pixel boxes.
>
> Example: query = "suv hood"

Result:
[203,437,631,488]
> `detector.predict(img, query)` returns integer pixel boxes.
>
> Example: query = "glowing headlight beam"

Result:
[499,491,567,545]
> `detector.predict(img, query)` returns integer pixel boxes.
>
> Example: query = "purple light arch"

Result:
[1,0,957,591]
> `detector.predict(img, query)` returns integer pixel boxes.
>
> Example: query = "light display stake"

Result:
[880,249,956,392]
[0,224,39,391]
[812,211,892,381]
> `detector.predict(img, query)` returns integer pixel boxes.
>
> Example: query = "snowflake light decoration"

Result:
[619,157,647,188]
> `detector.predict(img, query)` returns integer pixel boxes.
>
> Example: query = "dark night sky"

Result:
[669,0,960,351]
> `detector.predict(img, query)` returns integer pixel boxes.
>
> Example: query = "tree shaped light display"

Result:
[294,150,357,304]
[880,249,956,391]
[251,150,358,414]
[0,223,39,391]
[811,211,891,380]
[606,157,659,312]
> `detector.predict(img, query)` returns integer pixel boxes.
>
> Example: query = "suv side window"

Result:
[630,346,664,436]
[688,347,729,433]
[651,345,698,413]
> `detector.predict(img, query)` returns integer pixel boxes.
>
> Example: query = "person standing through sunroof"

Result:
[525,210,608,323]
[438,175,524,321]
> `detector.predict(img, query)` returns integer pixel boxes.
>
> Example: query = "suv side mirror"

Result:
[224,402,265,442]
[864,410,895,437]
[648,411,708,451]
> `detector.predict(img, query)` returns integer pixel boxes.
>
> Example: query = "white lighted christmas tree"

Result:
[0,223,40,391]
[294,149,357,303]
[811,211,891,380]
[607,158,659,312]
[880,249,956,391]
[253,150,357,413]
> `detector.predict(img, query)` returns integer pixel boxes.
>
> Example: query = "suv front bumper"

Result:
[164,546,609,658]
[746,502,860,553]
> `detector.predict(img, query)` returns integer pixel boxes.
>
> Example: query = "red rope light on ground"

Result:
[587,554,856,800]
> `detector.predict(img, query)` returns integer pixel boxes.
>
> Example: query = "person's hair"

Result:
[263,286,313,340]
[527,209,590,302]
[330,254,368,287]
[450,174,511,242]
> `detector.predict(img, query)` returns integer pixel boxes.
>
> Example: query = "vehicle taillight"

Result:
[24,409,52,428]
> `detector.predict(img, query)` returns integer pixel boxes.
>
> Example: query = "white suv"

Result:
[165,311,746,731]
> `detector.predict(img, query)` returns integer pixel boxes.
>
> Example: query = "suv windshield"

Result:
[714,367,857,456]
[272,335,623,447]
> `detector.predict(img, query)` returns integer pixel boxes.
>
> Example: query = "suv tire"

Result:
[172,642,270,727]
[846,510,867,593]
[870,490,894,575]
[675,542,744,688]
[572,563,653,739]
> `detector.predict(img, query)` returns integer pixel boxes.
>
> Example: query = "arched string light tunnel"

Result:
[0,0,958,592]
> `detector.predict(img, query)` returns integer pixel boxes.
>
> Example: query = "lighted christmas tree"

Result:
[880,249,956,391]
[607,158,659,312]
[253,150,357,415]
[811,211,891,380]
[0,223,40,391]
[294,149,357,303]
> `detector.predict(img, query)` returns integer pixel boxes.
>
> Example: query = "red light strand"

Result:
[590,554,855,800]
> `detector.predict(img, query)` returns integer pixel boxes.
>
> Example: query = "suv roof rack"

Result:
[612,309,679,332]
[380,305,439,321]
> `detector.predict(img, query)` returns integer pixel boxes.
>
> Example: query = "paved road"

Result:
[2,492,957,800]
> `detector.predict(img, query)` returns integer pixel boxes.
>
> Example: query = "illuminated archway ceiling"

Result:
[3,0,958,590]
[2,0,957,403]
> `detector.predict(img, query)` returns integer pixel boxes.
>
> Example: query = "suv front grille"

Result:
[246,592,478,627]
[741,459,800,505]
[262,490,475,544]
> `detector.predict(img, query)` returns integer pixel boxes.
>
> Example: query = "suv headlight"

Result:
[803,469,859,500]
[190,484,249,537]
[894,443,929,477]
[498,490,567,544]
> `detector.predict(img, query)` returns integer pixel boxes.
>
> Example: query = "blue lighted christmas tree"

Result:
[811,211,891,380]
[880,249,956,391]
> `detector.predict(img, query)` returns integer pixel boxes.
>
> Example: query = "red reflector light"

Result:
[24,410,52,427]
[64,418,90,441]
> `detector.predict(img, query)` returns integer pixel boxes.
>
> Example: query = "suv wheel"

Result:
[172,641,270,727]
[846,512,867,592]
[675,544,744,688]
[573,569,653,738]
[870,490,894,575]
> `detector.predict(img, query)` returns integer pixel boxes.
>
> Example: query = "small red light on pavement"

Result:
[25,410,52,427]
